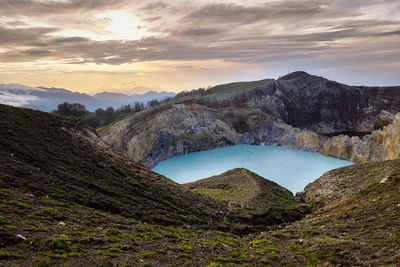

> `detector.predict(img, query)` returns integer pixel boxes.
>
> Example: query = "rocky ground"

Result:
[0,104,231,228]
[1,101,400,266]
[0,104,306,266]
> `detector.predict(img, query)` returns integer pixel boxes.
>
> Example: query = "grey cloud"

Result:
[0,0,127,16]
[0,83,42,91]
[328,19,400,30]
[177,28,221,36]
[0,91,39,107]
[376,30,400,37]
[140,2,168,11]
[22,49,51,55]
[6,20,29,27]
[185,3,267,24]
[74,36,329,64]
[285,29,361,42]
[144,16,162,22]
[0,26,57,45]
[0,0,399,72]
[185,1,330,24]
[0,1,129,41]
[0,25,396,66]
[51,37,91,44]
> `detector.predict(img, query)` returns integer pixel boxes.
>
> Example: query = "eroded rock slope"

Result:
[103,71,400,167]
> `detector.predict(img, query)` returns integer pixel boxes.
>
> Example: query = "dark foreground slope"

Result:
[0,104,308,266]
[1,104,400,266]
[2,158,400,266]
[185,168,310,225]
[0,104,228,227]
[231,159,400,266]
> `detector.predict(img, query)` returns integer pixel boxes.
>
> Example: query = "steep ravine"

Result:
[103,72,400,168]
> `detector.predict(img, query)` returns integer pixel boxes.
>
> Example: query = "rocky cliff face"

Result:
[321,112,400,162]
[103,71,400,167]
[104,104,241,167]
[103,102,325,168]
[276,72,400,133]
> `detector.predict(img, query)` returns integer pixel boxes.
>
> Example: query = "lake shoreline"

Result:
[152,144,353,193]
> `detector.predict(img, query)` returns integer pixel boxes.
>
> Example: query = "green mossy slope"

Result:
[1,104,400,266]
[0,104,227,227]
[186,168,310,225]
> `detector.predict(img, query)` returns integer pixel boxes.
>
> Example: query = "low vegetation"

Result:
[52,102,146,128]
[1,104,400,266]
[186,168,310,225]
[171,79,273,102]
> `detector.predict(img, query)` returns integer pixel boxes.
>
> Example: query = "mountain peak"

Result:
[278,71,313,80]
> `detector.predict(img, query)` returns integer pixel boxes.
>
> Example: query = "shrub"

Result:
[24,225,50,232]
[48,234,71,252]
[139,250,156,259]
[79,236,94,244]
[41,207,57,215]
[12,200,31,209]
[140,231,163,240]
[36,257,54,267]
[0,216,11,225]
[0,250,27,259]
[111,164,126,176]
[104,228,123,236]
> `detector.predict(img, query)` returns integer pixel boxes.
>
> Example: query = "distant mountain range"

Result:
[0,83,176,112]
[92,91,176,108]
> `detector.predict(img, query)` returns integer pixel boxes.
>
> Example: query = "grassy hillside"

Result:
[0,104,228,227]
[1,104,400,266]
[186,168,310,225]
[280,159,400,265]
[171,79,274,103]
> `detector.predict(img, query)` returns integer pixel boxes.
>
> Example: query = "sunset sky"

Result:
[1,0,400,94]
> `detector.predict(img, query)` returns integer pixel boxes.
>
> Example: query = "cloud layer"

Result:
[0,0,399,92]
[0,92,39,107]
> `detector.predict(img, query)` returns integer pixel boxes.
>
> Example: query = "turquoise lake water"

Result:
[152,145,353,193]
